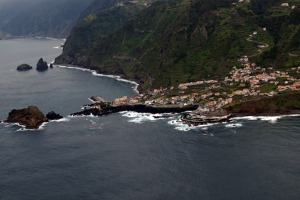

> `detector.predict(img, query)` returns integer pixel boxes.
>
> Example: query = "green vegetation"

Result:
[56,0,300,91]
[225,92,300,113]
[258,83,277,93]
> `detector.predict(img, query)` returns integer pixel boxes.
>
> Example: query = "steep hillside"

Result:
[1,0,93,38]
[0,0,41,37]
[56,0,153,65]
[77,0,119,21]
[56,0,300,91]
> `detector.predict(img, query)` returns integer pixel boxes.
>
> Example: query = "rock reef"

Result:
[181,108,232,125]
[5,106,48,129]
[72,102,198,116]
[17,64,32,71]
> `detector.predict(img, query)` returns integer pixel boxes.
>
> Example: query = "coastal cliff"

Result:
[54,0,300,119]
[56,0,300,92]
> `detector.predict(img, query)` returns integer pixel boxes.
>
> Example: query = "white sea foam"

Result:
[4,122,26,129]
[112,112,219,131]
[233,116,282,123]
[233,114,300,124]
[57,65,139,93]
[68,113,97,118]
[259,116,282,123]
[16,122,48,132]
[53,46,62,49]
[50,117,70,122]
[225,123,243,128]
[34,36,61,41]
[233,116,259,121]
[37,122,48,130]
[167,118,215,132]
[121,111,164,124]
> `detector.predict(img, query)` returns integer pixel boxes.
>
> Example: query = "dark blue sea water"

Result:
[0,38,300,200]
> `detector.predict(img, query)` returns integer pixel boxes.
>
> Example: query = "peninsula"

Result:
[55,0,300,125]
[71,60,300,125]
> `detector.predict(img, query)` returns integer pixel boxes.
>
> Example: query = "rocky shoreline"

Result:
[181,109,232,125]
[4,106,63,129]
[72,103,199,116]
[4,103,300,129]
[55,64,140,93]
[6,63,300,129]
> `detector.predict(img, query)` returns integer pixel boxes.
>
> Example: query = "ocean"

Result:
[0,38,299,200]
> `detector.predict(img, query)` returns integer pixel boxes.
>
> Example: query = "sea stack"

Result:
[36,58,48,71]
[5,105,48,129]
[17,64,33,71]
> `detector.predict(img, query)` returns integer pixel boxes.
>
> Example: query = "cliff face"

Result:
[56,0,146,65]
[56,0,300,91]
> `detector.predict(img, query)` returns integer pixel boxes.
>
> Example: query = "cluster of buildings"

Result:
[221,64,300,98]
[111,0,299,111]
[111,63,300,111]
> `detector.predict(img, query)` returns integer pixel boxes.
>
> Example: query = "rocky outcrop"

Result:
[181,108,232,125]
[36,58,48,71]
[72,103,198,116]
[46,111,63,120]
[17,64,33,71]
[5,106,48,129]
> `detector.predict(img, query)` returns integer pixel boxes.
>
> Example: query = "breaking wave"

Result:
[233,114,300,123]
[57,65,139,93]
[167,118,215,132]
[16,122,48,132]
[225,123,243,128]
[121,111,170,124]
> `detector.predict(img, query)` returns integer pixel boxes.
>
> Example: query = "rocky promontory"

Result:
[72,102,198,116]
[17,64,33,71]
[36,58,48,71]
[5,106,48,129]
[181,108,232,125]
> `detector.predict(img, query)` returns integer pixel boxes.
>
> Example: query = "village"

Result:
[112,62,300,112]
[110,0,300,113]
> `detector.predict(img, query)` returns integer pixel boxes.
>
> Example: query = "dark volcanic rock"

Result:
[46,111,63,120]
[49,63,53,69]
[71,103,198,116]
[36,58,48,71]
[72,108,103,116]
[5,105,48,129]
[17,64,33,71]
[181,109,232,125]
